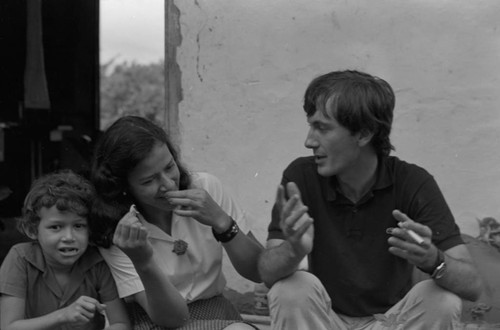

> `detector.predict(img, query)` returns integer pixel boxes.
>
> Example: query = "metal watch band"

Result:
[418,248,445,275]
[430,250,446,279]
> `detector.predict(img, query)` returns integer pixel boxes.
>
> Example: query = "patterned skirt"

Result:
[126,295,260,330]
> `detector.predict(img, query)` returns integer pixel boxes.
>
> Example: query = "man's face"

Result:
[304,110,363,177]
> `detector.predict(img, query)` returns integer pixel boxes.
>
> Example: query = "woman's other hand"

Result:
[113,205,153,263]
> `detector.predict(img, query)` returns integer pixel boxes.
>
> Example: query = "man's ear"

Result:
[357,129,374,147]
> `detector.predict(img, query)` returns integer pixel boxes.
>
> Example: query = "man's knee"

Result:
[267,271,328,308]
[411,280,462,315]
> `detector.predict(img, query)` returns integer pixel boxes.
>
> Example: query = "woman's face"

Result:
[127,142,181,213]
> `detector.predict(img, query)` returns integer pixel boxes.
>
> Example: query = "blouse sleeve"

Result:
[98,245,145,299]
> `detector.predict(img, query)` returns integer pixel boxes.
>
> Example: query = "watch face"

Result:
[433,262,446,279]
[431,250,446,279]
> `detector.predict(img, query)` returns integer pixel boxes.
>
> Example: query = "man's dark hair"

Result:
[303,70,395,156]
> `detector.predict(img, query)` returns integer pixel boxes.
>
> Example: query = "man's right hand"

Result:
[277,182,314,258]
[112,205,154,263]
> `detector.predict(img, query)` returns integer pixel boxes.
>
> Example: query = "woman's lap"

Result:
[127,295,259,330]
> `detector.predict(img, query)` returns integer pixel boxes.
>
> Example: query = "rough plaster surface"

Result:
[173,0,500,292]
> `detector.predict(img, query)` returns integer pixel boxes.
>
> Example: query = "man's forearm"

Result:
[434,253,482,301]
[258,240,305,288]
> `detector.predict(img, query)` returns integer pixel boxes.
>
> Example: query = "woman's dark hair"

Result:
[303,70,395,156]
[89,116,191,247]
[18,170,94,238]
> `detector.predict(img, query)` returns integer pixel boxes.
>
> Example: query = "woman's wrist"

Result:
[212,217,239,243]
[212,215,233,233]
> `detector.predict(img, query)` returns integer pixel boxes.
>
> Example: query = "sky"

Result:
[100,0,164,65]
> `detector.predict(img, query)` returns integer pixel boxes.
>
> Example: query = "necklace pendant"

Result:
[172,239,188,255]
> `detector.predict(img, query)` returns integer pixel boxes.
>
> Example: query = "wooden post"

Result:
[164,0,183,144]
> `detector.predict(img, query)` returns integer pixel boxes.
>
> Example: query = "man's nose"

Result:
[304,129,317,149]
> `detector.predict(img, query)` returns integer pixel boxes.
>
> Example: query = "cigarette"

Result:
[129,204,137,215]
[406,229,425,245]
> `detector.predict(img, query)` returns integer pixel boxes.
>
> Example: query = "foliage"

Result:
[100,59,165,129]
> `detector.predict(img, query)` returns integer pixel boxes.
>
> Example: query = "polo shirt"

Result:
[0,242,118,330]
[268,156,463,317]
[99,172,250,302]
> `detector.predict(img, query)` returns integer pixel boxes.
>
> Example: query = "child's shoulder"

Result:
[0,242,41,271]
[78,245,107,270]
[9,241,40,256]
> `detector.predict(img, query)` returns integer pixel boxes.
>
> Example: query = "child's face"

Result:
[36,205,89,271]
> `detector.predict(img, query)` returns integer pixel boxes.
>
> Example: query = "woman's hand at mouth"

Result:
[165,189,231,231]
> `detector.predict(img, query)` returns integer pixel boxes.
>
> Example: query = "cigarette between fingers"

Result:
[98,304,106,315]
[406,229,425,245]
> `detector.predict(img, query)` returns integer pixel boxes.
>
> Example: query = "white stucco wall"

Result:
[175,0,500,292]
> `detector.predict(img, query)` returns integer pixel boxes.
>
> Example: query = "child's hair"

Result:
[18,170,95,237]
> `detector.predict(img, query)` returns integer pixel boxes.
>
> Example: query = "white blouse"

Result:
[99,172,249,302]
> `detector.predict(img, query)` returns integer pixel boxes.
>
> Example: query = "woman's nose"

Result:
[159,173,176,190]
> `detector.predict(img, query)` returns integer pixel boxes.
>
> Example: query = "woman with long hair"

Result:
[89,116,262,330]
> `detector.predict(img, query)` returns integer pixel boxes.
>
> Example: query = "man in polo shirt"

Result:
[258,70,483,329]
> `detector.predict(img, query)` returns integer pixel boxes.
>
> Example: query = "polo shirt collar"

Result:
[23,242,103,303]
[324,156,393,202]
[24,242,103,273]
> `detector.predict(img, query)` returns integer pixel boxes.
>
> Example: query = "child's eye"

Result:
[75,223,88,230]
[49,225,61,230]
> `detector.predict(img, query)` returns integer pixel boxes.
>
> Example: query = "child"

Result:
[0,170,131,330]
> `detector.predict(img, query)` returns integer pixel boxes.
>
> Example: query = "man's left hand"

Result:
[387,209,438,270]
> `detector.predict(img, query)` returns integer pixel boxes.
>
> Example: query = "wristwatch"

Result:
[430,250,446,279]
[212,218,239,243]
[418,249,446,279]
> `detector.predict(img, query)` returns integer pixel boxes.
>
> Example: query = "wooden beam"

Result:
[164,0,183,144]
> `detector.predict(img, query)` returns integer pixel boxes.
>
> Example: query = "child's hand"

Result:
[113,205,154,263]
[60,296,105,326]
